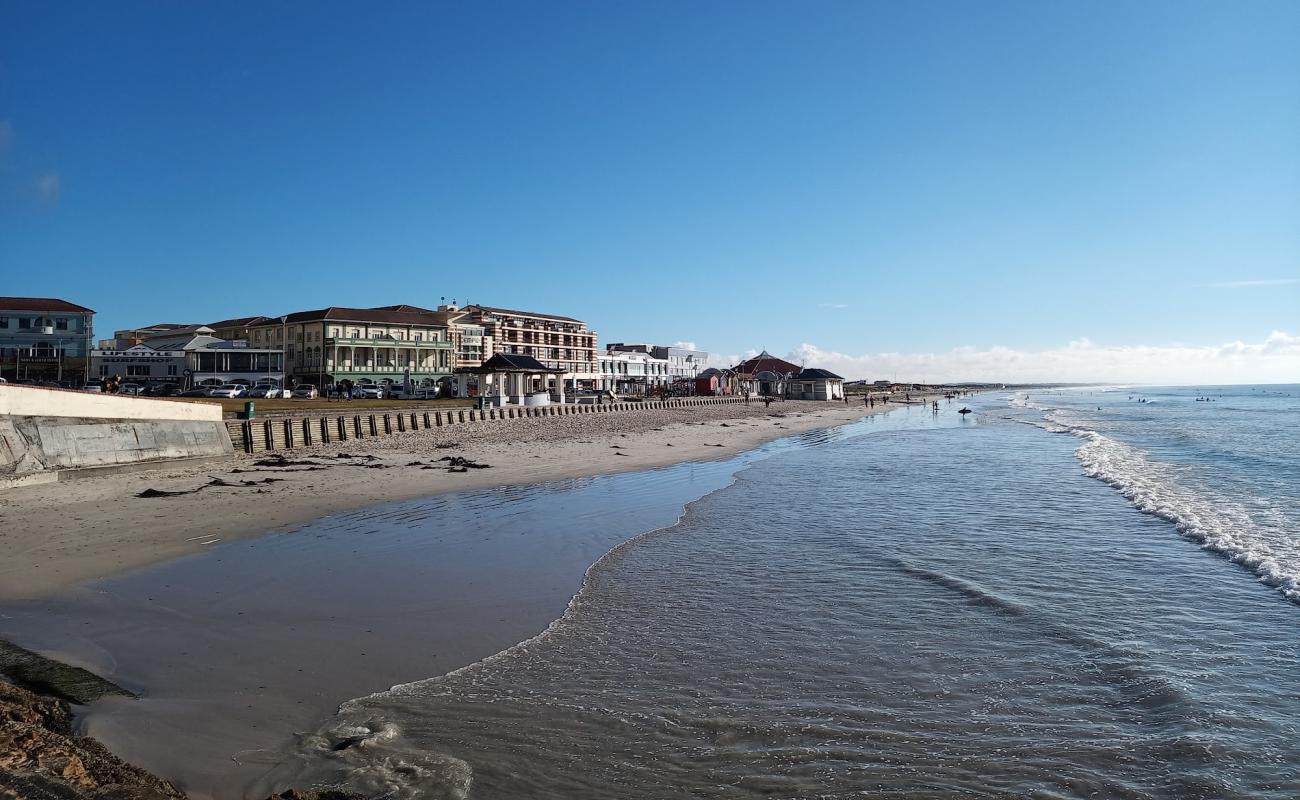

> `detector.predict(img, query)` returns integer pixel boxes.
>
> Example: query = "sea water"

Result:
[269,387,1300,799]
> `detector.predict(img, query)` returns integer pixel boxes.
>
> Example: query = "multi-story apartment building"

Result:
[606,343,709,383]
[245,306,458,388]
[0,297,96,383]
[457,305,599,389]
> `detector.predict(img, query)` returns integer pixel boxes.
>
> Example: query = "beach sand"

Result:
[0,397,937,798]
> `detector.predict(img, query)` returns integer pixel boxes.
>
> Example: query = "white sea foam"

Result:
[1005,394,1300,602]
[1074,426,1300,602]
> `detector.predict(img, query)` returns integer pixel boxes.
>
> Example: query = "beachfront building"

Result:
[245,306,458,388]
[732,351,802,398]
[606,343,709,383]
[105,323,197,346]
[207,316,272,342]
[0,297,96,384]
[597,348,671,395]
[789,368,846,401]
[457,304,599,392]
[91,333,285,387]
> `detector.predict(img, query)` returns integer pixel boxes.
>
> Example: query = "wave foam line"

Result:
[1075,429,1300,603]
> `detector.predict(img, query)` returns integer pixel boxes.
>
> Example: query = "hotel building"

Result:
[245,306,458,387]
[457,305,599,390]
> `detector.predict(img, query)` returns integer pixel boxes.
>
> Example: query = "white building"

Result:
[605,343,708,384]
[92,334,285,388]
[598,348,670,395]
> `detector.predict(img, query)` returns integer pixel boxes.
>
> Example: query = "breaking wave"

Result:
[1075,429,1300,601]
[1007,397,1300,603]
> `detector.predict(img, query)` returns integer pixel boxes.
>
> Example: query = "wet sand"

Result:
[0,398,940,798]
[0,401,891,601]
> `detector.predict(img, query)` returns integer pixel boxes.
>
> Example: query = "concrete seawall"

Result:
[0,386,233,479]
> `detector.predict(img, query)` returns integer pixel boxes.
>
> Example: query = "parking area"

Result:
[171,396,474,414]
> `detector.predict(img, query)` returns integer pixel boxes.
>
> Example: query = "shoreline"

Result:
[0,396,950,799]
[0,399,929,601]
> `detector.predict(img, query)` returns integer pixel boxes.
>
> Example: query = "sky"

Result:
[1,1,1297,383]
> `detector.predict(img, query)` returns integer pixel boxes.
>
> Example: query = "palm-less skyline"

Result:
[1,1,1296,383]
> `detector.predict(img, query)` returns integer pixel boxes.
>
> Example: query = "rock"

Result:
[0,681,184,800]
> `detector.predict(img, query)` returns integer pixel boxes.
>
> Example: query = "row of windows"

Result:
[99,364,178,377]
[0,316,73,330]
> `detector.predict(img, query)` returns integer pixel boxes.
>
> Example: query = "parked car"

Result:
[292,384,319,399]
[247,384,288,398]
[144,383,179,397]
[119,383,145,395]
[353,384,386,399]
[80,384,101,392]
[206,384,247,398]
[179,388,211,397]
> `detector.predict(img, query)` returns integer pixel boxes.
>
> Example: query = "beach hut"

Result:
[695,367,723,396]
[789,368,845,401]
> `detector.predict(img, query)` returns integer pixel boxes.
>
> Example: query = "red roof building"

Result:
[732,350,801,377]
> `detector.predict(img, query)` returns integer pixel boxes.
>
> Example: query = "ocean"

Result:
[265,386,1300,799]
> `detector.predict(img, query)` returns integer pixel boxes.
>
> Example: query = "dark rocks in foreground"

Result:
[0,680,183,800]
[1,679,367,800]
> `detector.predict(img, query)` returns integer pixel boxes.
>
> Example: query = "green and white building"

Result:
[245,306,459,388]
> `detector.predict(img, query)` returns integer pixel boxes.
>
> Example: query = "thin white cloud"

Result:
[36,172,60,206]
[819,302,850,309]
[1200,278,1299,289]
[785,331,1300,385]
[672,341,698,351]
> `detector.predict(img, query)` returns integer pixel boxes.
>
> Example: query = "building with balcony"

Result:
[457,304,599,391]
[245,306,458,388]
[606,342,709,383]
[0,297,96,384]
[598,348,671,395]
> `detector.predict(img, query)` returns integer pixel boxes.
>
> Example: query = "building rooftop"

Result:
[733,351,801,376]
[795,368,844,381]
[463,304,584,324]
[0,297,95,313]
[277,307,460,326]
[208,316,272,329]
[465,352,565,373]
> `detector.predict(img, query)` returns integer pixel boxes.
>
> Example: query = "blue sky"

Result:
[2,1,1297,381]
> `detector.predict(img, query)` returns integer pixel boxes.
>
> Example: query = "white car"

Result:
[247,384,289,398]
[353,384,386,399]
[292,384,319,399]
[207,384,247,398]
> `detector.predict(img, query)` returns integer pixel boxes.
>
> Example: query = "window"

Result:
[55,318,69,330]
[99,365,109,377]
[167,365,178,376]
[0,317,7,328]
[19,318,31,329]
[127,365,151,377]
